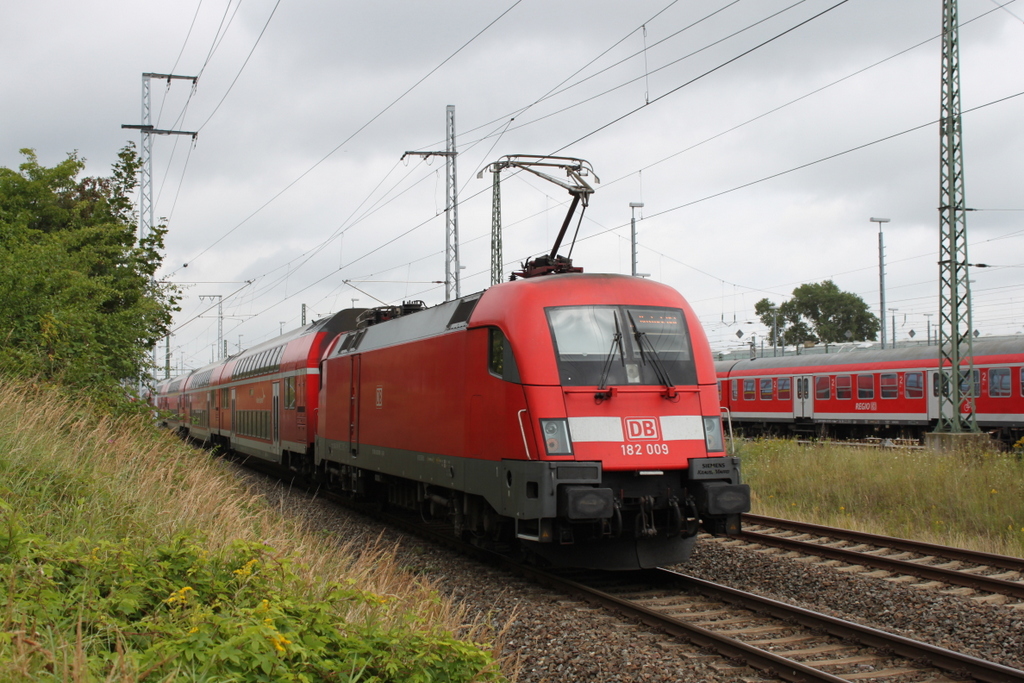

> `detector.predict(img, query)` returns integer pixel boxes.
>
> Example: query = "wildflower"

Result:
[233,558,259,578]
[269,632,291,653]
[164,586,194,606]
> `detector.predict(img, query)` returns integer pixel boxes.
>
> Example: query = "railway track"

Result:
[737,514,1024,604]
[230,459,1024,682]
[348,500,1024,682]
[544,567,1024,683]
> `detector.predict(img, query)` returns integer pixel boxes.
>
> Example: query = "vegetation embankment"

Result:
[738,438,1024,558]
[0,379,508,682]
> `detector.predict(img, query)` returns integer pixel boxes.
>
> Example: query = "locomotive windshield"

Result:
[546,305,697,386]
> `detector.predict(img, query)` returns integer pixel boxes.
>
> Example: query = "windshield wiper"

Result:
[596,312,625,399]
[627,311,674,393]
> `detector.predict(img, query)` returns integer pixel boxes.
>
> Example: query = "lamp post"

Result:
[629,202,644,277]
[769,305,779,357]
[871,217,890,348]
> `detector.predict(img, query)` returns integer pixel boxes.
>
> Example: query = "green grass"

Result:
[0,378,510,682]
[737,438,1024,557]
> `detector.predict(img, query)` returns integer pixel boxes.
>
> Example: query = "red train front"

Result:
[317,273,749,570]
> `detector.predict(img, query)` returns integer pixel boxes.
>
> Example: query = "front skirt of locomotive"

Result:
[507,460,749,571]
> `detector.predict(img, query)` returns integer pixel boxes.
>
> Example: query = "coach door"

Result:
[272,381,281,452]
[794,376,814,419]
[349,355,361,455]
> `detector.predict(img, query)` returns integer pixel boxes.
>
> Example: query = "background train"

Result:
[154,272,750,570]
[715,338,1024,443]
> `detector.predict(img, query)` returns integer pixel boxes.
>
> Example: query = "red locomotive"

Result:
[155,156,749,570]
[715,338,1024,442]
[156,273,749,570]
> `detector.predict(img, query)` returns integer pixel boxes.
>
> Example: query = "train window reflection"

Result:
[814,376,830,400]
[880,373,898,399]
[743,379,755,400]
[906,372,924,399]
[546,305,696,387]
[760,378,772,400]
[836,375,852,400]
[777,377,792,401]
[989,368,1010,398]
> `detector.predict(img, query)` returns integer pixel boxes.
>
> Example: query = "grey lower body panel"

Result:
[317,436,601,520]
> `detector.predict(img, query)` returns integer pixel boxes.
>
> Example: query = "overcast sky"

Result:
[3,0,1023,371]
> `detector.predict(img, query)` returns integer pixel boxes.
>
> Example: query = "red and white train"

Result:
[154,272,750,570]
[715,338,1024,442]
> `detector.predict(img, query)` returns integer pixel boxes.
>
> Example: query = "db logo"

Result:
[624,417,660,440]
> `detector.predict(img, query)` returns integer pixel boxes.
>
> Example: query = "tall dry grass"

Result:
[0,378,514,681]
[738,438,1024,557]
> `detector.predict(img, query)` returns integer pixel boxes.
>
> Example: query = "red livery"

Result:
[715,339,1024,442]
[156,273,749,570]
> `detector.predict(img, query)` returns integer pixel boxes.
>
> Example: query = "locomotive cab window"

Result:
[488,328,520,383]
[546,305,696,387]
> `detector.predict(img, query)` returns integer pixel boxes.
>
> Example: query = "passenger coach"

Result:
[716,338,1024,441]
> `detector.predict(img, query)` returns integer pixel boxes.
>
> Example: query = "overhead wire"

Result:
[176,0,526,273]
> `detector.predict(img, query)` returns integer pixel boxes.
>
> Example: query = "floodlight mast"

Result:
[481,155,599,279]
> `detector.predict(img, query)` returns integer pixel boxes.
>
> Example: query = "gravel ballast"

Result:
[236,468,1024,682]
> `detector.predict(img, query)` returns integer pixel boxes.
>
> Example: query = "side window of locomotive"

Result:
[905,372,924,399]
[836,375,852,400]
[743,379,755,401]
[880,373,898,399]
[989,368,1010,398]
[814,376,830,400]
[487,328,520,383]
[857,374,874,400]
[759,378,772,400]
[777,377,792,401]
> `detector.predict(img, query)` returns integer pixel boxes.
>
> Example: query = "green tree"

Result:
[755,280,878,347]
[0,146,179,407]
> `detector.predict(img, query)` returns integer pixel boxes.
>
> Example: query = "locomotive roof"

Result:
[715,337,1024,374]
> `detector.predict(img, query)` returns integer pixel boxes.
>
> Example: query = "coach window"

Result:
[815,376,830,400]
[880,373,898,399]
[743,379,755,401]
[857,374,874,400]
[906,372,924,399]
[777,377,792,401]
[284,377,296,409]
[836,375,852,400]
[488,328,521,383]
[759,378,773,400]
[989,368,1011,398]
[731,379,738,401]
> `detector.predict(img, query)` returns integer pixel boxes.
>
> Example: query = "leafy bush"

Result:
[0,518,503,682]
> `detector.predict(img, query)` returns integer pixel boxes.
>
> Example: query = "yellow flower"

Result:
[269,633,291,653]
[233,558,259,578]
[164,586,194,606]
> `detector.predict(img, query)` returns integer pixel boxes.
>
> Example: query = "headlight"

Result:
[703,416,724,453]
[540,418,573,455]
